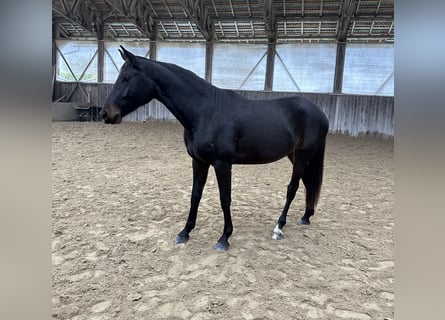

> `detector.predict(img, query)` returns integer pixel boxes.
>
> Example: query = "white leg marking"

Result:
[272,224,284,240]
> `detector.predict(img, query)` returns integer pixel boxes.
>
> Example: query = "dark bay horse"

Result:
[101,46,329,251]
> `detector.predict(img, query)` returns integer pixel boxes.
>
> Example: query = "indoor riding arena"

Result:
[52,1,394,319]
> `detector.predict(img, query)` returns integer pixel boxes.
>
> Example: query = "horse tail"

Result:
[303,137,326,208]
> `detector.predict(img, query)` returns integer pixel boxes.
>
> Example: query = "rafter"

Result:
[53,0,97,33]
[228,0,235,17]
[376,0,382,15]
[161,0,174,17]
[103,0,154,38]
[211,0,219,17]
[189,21,196,37]
[247,0,252,17]
[174,22,182,37]
[178,0,212,40]
[355,0,361,15]
[52,0,393,43]
[388,21,394,35]
[145,0,158,18]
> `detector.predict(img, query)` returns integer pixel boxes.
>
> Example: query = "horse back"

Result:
[228,95,328,164]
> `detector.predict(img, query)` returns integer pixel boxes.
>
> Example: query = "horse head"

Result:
[101,46,156,124]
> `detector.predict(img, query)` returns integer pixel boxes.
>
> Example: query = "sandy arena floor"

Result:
[52,121,394,320]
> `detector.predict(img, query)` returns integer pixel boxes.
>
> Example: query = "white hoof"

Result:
[272,225,284,240]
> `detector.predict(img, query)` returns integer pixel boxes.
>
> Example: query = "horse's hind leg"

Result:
[297,140,326,226]
[297,168,319,225]
[297,172,315,225]
[175,159,209,245]
[272,153,305,240]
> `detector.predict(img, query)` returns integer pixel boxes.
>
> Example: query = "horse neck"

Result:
[146,61,214,129]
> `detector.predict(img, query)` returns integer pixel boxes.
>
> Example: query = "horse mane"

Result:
[138,56,245,107]
[148,59,213,89]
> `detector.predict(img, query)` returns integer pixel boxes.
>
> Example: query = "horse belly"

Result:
[234,131,295,164]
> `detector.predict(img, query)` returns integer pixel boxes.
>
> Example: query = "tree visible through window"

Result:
[56,40,98,82]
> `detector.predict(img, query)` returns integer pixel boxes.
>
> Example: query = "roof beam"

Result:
[103,0,155,38]
[258,0,276,41]
[337,0,359,41]
[211,0,219,17]
[355,0,361,15]
[53,0,97,33]
[376,0,382,15]
[161,0,173,17]
[247,0,252,17]
[228,0,235,17]
[145,0,158,18]
[388,21,394,35]
[188,21,196,37]
[112,15,391,24]
[53,7,86,31]
[177,0,213,40]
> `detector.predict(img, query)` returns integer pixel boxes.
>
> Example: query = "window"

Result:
[157,42,205,79]
[343,43,394,96]
[273,43,336,93]
[104,41,150,83]
[56,40,98,82]
[212,43,267,90]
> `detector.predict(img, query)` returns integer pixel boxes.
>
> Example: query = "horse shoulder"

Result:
[183,121,236,164]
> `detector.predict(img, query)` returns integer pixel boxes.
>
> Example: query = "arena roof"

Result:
[52,0,393,43]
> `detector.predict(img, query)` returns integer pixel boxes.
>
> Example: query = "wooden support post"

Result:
[333,41,346,93]
[259,0,276,91]
[52,21,58,101]
[333,0,358,93]
[149,40,157,60]
[149,24,157,60]
[205,40,213,83]
[52,22,58,66]
[264,41,276,91]
[97,23,105,83]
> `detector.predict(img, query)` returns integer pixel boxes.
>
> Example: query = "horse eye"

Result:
[122,76,130,82]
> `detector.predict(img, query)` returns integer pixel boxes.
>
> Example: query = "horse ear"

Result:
[119,45,137,66]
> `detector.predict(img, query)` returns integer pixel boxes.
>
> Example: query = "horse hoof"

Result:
[213,242,229,251]
[272,232,283,240]
[272,225,284,240]
[297,218,310,225]
[174,234,189,245]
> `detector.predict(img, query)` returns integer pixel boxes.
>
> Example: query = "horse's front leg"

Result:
[213,161,233,251]
[174,158,209,245]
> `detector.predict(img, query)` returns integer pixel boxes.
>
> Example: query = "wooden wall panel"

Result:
[54,82,394,138]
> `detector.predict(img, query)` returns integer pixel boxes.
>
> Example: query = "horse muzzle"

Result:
[100,105,122,124]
